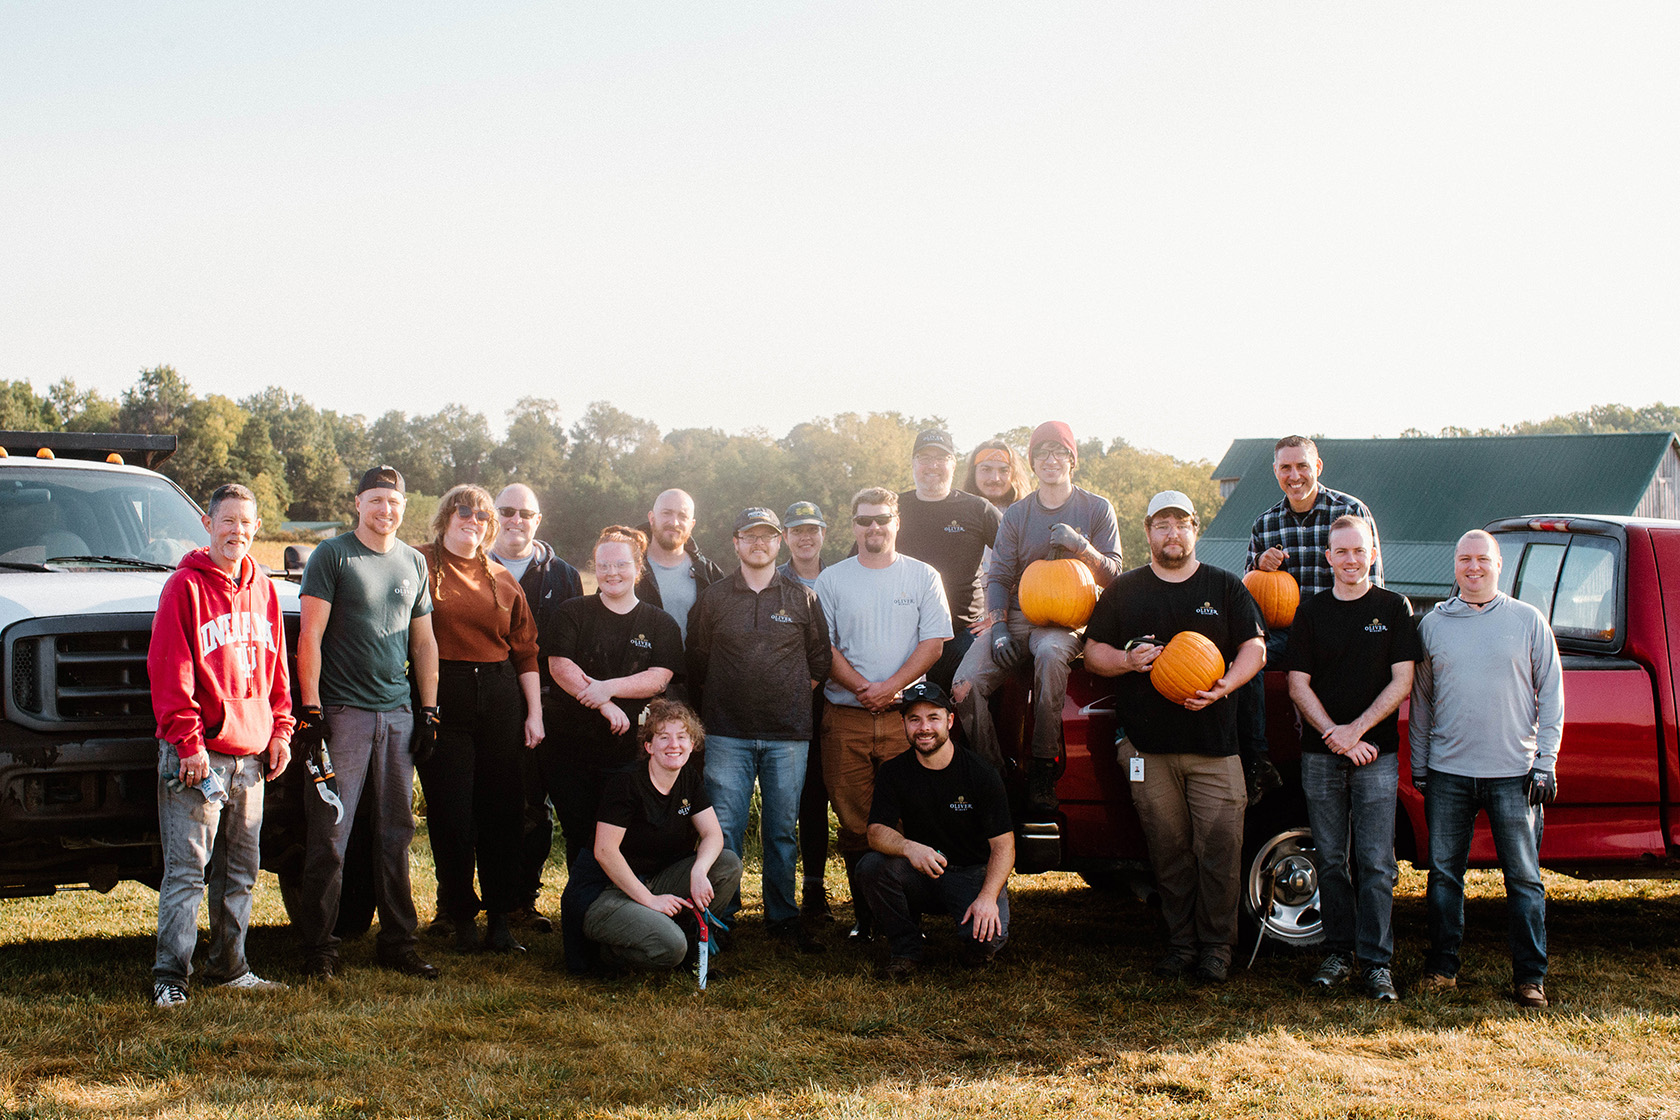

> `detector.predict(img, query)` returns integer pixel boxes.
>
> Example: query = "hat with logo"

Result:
[899,680,955,712]
[734,507,782,534]
[1146,490,1197,519]
[1029,421,1077,466]
[783,501,827,529]
[356,465,406,495]
[912,429,957,458]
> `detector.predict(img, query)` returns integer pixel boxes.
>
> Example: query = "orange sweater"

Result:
[422,544,540,675]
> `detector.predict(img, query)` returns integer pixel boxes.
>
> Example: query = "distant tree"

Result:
[0,380,54,430]
[1076,438,1224,569]
[494,397,568,495]
[118,366,194,435]
[47,379,119,432]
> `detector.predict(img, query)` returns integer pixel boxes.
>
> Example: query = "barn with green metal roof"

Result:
[1195,432,1680,606]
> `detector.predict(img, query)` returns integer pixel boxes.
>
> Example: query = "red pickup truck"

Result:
[1016,515,1680,947]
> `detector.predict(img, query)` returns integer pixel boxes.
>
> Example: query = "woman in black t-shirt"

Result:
[541,527,683,868]
[578,700,742,972]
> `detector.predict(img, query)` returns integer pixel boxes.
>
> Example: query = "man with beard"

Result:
[857,681,1013,981]
[635,488,724,650]
[687,507,831,951]
[1084,491,1266,983]
[815,488,951,940]
[487,483,584,933]
[778,500,838,921]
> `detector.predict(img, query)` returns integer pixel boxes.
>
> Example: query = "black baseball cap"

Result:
[899,680,955,712]
[912,430,957,457]
[356,465,405,495]
[734,507,782,534]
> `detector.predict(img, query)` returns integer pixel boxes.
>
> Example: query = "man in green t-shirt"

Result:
[294,466,440,980]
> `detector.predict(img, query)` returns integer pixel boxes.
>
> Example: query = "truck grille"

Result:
[4,615,155,733]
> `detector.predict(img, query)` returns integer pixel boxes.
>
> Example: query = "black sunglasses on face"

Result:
[853,514,894,527]
[497,506,538,520]
[453,506,494,523]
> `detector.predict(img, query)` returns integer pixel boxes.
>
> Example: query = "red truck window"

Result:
[1551,538,1618,642]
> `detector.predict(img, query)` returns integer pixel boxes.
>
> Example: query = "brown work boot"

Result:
[1513,982,1549,1008]
[1416,972,1457,993]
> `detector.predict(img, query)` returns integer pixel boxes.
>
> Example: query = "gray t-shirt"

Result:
[815,555,952,707]
[651,556,698,645]
[490,549,533,583]
[300,531,433,711]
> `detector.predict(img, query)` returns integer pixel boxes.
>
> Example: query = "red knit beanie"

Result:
[1029,421,1077,466]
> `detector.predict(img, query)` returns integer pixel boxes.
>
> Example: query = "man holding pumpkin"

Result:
[951,421,1122,817]
[1085,491,1266,983]
[1241,436,1384,805]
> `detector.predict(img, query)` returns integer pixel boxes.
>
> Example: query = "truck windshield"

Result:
[0,467,208,569]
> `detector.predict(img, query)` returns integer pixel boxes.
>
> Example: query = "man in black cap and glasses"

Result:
[856,680,1014,981]
[294,466,441,980]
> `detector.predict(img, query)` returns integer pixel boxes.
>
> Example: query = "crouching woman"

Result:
[561,700,742,973]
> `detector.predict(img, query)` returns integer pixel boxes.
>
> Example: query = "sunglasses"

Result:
[452,506,494,523]
[853,514,894,527]
[497,506,538,521]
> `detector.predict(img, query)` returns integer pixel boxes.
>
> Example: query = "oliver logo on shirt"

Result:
[1364,618,1388,633]
[631,633,653,650]
[949,795,972,812]
[770,609,795,624]
[942,520,966,534]
[677,798,692,816]
[1195,601,1220,617]
[393,578,413,599]
[893,595,916,607]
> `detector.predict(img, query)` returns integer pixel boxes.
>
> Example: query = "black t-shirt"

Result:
[1278,586,1422,754]
[1085,563,1266,757]
[895,489,1002,628]
[869,746,1012,867]
[596,762,712,879]
[544,596,684,768]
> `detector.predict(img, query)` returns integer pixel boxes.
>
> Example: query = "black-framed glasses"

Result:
[853,514,894,527]
[453,506,494,523]
[736,532,780,545]
[1032,446,1073,463]
[497,506,538,521]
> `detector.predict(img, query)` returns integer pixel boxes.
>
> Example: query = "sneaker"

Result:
[1364,967,1400,1002]
[218,971,287,992]
[802,884,835,923]
[883,957,919,983]
[1194,955,1229,984]
[153,981,188,1009]
[1514,982,1549,1008]
[508,906,554,934]
[768,918,827,955]
[1309,953,1354,988]
[1246,757,1284,807]
[1416,972,1457,993]
[1152,951,1195,978]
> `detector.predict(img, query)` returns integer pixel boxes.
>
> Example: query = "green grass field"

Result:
[4,833,1680,1119]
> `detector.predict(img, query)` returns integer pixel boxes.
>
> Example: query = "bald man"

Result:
[487,483,584,930]
[1410,530,1563,1008]
[634,488,725,648]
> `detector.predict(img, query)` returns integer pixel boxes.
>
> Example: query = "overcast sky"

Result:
[4,3,1676,463]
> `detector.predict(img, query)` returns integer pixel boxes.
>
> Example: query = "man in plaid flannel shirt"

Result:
[1239,436,1383,803]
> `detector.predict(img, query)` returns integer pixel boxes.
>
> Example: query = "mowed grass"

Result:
[4,832,1680,1119]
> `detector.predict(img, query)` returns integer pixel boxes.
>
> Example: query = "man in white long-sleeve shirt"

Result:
[1409,530,1564,1009]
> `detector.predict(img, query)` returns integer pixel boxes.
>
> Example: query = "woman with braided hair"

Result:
[416,484,544,953]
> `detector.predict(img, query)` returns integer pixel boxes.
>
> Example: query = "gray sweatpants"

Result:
[583,850,744,970]
[295,705,420,958]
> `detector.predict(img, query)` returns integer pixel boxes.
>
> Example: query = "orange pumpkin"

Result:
[1243,568,1300,629]
[1150,631,1226,705]
[1018,557,1098,628]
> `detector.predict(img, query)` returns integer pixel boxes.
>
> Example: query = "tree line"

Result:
[0,367,1225,569]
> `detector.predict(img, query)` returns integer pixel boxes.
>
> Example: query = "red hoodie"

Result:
[149,548,294,759]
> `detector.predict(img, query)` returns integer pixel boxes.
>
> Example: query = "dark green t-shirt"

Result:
[300,531,433,711]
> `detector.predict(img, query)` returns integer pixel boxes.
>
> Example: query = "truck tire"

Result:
[1241,825,1324,949]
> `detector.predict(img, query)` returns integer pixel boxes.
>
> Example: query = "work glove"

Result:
[1525,768,1557,807]
[301,737,344,823]
[293,704,326,751]
[991,627,1029,672]
[412,705,441,765]
[1048,523,1090,556]
[1411,772,1428,796]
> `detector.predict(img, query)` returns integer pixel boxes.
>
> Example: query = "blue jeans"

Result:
[1301,751,1399,966]
[154,743,266,987]
[703,736,808,924]
[1424,769,1547,985]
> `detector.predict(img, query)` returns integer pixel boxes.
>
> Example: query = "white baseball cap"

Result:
[1146,490,1196,519]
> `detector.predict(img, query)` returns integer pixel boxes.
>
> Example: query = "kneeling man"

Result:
[858,681,1013,980]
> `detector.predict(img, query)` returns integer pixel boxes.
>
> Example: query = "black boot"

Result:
[452,911,481,953]
[1027,757,1060,819]
[843,853,873,942]
[485,912,526,954]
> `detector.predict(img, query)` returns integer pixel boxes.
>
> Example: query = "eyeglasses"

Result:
[497,506,538,521]
[597,560,636,573]
[853,514,894,527]
[914,452,953,466]
[453,506,494,523]
[736,532,780,545]
[1033,447,1073,463]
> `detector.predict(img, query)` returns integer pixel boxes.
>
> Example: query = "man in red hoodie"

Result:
[148,483,294,1009]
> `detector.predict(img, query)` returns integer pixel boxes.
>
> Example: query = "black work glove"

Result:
[1048,523,1090,556]
[1525,768,1557,806]
[992,627,1028,672]
[412,706,441,765]
[293,705,326,751]
[1411,772,1428,796]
